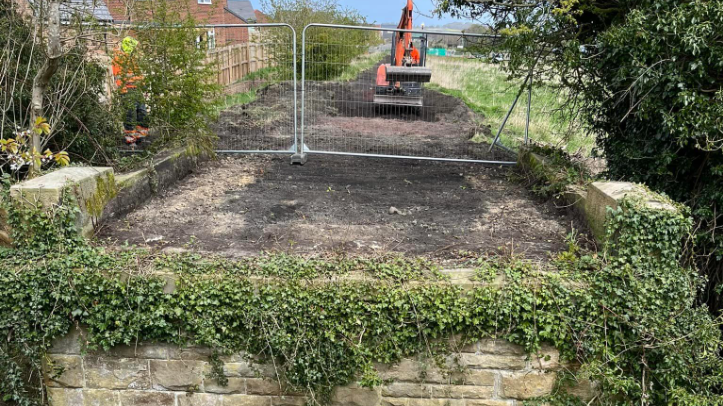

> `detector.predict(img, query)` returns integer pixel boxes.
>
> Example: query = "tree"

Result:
[0,0,117,179]
[437,0,723,315]
[117,0,221,153]
[262,0,381,80]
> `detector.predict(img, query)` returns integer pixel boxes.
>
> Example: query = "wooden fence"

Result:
[207,42,272,94]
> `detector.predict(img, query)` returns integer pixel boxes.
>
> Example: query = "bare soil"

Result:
[98,154,579,259]
[215,60,508,161]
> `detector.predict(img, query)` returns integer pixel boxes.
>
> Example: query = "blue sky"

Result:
[336,0,477,27]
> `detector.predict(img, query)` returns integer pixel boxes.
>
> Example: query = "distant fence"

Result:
[206,42,272,94]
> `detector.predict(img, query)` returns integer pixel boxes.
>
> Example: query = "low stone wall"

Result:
[518,148,675,242]
[46,328,593,406]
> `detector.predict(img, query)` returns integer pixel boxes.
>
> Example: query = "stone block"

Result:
[205,377,246,394]
[9,167,116,237]
[49,328,85,355]
[465,401,513,406]
[47,388,83,406]
[84,357,150,390]
[168,346,213,361]
[382,383,432,398]
[225,360,275,377]
[381,398,408,406]
[177,393,223,406]
[379,359,446,383]
[585,181,676,242]
[458,354,526,370]
[407,400,464,406]
[245,378,282,396]
[331,386,380,406]
[477,339,525,356]
[119,390,175,406]
[269,396,308,406]
[45,355,83,388]
[529,345,561,371]
[501,372,556,399]
[431,385,494,399]
[103,343,169,360]
[150,360,206,391]
[83,389,120,406]
[223,395,272,406]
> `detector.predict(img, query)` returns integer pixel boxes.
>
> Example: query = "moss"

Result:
[84,172,118,218]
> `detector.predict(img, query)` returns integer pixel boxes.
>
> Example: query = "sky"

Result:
[336,0,478,27]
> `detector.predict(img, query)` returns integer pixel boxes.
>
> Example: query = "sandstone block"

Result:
[432,385,494,399]
[205,377,245,394]
[84,357,150,390]
[50,328,85,355]
[150,360,206,391]
[47,388,83,406]
[104,343,169,360]
[83,389,120,406]
[501,372,556,399]
[269,396,308,406]
[168,346,213,361]
[331,386,380,406]
[245,378,282,396]
[382,383,432,398]
[9,167,116,237]
[177,393,223,406]
[465,401,513,406]
[223,395,271,406]
[119,390,175,406]
[477,339,525,356]
[45,355,83,388]
[459,354,526,370]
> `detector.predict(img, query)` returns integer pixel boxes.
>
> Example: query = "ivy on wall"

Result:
[1,183,722,406]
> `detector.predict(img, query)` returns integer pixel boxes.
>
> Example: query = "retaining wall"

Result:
[46,329,594,406]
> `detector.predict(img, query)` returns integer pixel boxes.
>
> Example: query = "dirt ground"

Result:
[98,154,580,259]
[215,59,507,161]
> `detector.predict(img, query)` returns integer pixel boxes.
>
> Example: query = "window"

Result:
[198,0,211,4]
[207,29,216,50]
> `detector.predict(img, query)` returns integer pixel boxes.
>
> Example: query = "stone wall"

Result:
[46,329,594,406]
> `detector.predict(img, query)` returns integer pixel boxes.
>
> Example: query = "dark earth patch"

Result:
[98,155,582,259]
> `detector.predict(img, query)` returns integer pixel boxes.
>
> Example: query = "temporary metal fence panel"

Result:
[208,24,299,154]
[300,24,518,165]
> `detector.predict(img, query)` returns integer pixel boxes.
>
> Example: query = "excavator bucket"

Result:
[385,66,432,83]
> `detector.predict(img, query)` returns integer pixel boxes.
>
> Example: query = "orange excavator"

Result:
[374,0,432,108]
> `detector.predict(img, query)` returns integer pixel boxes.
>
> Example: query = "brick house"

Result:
[105,0,265,48]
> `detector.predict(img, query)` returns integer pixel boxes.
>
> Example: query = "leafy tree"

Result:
[117,0,221,153]
[262,0,381,80]
[0,0,119,178]
[436,0,723,312]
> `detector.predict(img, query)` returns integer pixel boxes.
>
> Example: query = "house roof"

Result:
[225,0,257,22]
[60,0,114,23]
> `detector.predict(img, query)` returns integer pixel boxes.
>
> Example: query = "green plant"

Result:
[435,0,723,317]
[1,190,723,405]
[120,0,221,154]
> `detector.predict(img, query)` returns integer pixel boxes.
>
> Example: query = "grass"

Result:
[336,52,385,82]
[426,56,594,155]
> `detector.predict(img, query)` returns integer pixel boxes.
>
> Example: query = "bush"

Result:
[116,0,221,153]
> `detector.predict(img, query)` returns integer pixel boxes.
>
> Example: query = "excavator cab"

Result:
[374,0,432,108]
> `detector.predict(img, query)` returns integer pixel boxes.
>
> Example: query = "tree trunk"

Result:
[30,0,61,176]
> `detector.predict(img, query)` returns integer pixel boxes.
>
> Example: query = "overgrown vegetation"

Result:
[0,0,119,176]
[435,0,723,316]
[426,56,591,155]
[2,175,723,406]
[121,0,221,154]
[263,0,381,80]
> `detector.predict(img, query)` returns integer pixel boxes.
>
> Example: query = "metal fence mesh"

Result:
[212,25,297,153]
[300,25,515,163]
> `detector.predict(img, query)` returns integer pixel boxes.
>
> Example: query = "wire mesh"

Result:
[301,25,517,163]
[210,24,297,153]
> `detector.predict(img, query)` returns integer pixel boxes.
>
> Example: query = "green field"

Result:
[426,56,593,155]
